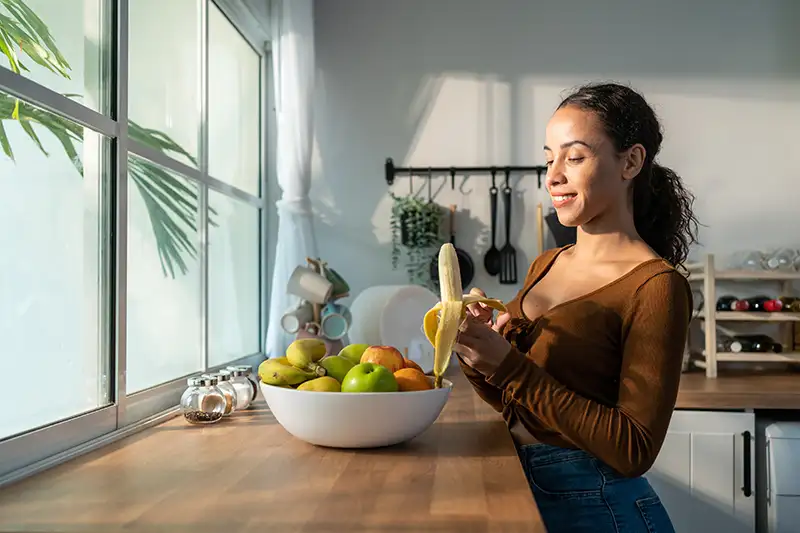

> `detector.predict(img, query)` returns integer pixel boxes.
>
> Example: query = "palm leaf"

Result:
[0,98,209,279]
[0,0,71,77]
[129,160,198,278]
[0,1,218,278]
[0,118,13,159]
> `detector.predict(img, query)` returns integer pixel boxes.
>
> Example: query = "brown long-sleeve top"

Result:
[458,245,693,478]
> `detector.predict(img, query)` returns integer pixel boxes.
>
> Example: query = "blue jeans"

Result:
[517,443,675,533]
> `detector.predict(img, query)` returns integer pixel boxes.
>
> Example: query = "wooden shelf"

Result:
[688,253,800,378]
[689,270,800,282]
[716,352,800,363]
[696,312,800,322]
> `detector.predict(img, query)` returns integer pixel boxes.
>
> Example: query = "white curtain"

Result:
[265,0,317,358]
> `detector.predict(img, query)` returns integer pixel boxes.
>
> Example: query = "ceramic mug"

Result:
[320,302,352,341]
[287,266,333,304]
[280,300,314,334]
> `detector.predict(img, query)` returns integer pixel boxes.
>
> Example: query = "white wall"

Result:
[0,0,261,439]
[310,0,800,304]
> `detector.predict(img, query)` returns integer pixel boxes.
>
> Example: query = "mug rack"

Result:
[384,157,548,189]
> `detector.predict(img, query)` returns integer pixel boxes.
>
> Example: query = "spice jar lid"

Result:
[226,365,252,376]
[188,376,218,386]
[204,370,232,381]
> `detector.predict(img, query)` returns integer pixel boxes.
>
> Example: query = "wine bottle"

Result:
[716,295,749,311]
[717,337,743,353]
[743,296,783,312]
[778,296,800,313]
[734,334,783,353]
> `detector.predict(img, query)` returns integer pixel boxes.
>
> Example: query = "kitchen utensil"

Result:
[280,299,314,334]
[287,265,333,305]
[499,172,517,284]
[379,285,439,371]
[320,302,352,340]
[347,284,439,353]
[259,377,453,448]
[430,204,475,290]
[483,170,501,276]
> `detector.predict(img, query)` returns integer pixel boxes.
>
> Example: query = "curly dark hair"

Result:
[557,82,699,266]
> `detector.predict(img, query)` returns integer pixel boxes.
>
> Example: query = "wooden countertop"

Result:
[0,367,544,533]
[1,364,797,533]
[676,369,800,410]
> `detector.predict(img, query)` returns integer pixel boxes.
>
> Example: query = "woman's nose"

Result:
[546,166,566,190]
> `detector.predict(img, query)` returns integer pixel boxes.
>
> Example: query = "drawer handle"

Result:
[742,431,752,498]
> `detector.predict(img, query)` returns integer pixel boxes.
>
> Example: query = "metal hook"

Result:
[503,167,511,193]
[408,166,413,196]
[490,168,497,193]
[450,168,456,190]
[427,168,433,201]
[536,168,544,189]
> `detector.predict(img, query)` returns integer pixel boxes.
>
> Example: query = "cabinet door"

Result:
[644,410,755,533]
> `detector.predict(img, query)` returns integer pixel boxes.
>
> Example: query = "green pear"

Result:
[297,376,341,392]
[319,355,355,383]
[338,343,370,366]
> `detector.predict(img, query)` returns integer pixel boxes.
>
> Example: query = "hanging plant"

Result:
[389,192,443,286]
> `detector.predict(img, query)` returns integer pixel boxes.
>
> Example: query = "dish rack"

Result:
[685,253,800,377]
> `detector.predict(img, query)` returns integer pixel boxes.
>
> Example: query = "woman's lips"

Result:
[551,194,577,208]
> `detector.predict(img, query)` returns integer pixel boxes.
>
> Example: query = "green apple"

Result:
[338,343,370,366]
[319,355,355,383]
[341,363,398,393]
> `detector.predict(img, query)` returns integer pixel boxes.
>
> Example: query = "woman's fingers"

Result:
[466,287,494,323]
[493,312,511,332]
[470,287,487,297]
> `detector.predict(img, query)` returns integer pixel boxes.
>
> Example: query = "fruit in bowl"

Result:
[257,339,452,448]
[318,354,354,383]
[259,373,452,448]
[341,362,398,393]
[359,345,405,373]
[337,343,369,366]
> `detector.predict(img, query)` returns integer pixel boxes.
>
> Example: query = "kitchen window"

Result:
[0,0,269,484]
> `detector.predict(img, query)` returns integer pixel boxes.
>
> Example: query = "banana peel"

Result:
[423,243,507,387]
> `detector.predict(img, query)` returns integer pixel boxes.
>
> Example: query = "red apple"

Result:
[360,345,404,373]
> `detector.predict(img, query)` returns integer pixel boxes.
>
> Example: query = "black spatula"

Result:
[499,172,517,284]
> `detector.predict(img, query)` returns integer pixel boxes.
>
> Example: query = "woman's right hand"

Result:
[466,287,493,324]
[465,287,511,331]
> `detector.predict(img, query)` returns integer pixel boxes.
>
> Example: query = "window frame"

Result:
[0,0,271,486]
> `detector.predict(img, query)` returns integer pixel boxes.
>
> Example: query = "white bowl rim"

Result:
[259,377,453,396]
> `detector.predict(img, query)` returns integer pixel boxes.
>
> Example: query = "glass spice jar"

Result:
[203,371,237,416]
[181,376,226,425]
[227,368,254,410]
[227,365,258,403]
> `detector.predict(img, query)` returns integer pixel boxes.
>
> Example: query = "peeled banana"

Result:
[286,338,328,377]
[258,357,318,386]
[423,243,507,388]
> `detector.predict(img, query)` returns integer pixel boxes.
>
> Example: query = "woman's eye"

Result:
[545,160,553,167]
[567,157,585,164]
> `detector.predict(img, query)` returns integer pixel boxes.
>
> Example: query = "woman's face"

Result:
[543,105,643,228]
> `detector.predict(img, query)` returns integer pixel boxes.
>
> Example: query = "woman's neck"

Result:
[571,208,643,261]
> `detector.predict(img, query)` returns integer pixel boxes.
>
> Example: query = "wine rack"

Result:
[685,253,800,378]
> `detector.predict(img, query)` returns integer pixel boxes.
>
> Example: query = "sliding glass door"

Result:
[0,0,268,483]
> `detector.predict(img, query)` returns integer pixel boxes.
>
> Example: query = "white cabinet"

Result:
[644,410,756,533]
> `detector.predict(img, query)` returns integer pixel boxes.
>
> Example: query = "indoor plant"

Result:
[0,0,213,278]
[389,192,443,286]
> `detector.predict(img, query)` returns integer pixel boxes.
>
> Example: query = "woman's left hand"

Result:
[454,314,513,376]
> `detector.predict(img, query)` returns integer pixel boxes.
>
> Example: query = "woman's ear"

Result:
[622,144,646,181]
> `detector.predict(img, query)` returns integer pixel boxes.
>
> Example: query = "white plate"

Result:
[379,285,439,370]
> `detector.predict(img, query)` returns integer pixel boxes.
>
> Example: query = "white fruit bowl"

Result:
[258,376,453,448]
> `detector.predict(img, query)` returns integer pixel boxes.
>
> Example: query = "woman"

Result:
[455,82,698,533]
